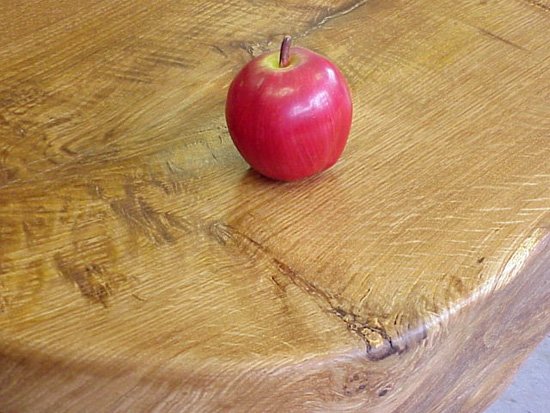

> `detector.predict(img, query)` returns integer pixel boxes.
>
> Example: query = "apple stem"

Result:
[279,36,292,68]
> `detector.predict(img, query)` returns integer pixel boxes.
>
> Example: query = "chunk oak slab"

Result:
[1,0,550,412]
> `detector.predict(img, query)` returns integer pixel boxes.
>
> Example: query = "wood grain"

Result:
[1,0,550,411]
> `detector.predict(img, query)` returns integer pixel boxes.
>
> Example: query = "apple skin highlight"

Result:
[225,42,352,181]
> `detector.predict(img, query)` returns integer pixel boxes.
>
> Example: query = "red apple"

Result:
[225,36,352,181]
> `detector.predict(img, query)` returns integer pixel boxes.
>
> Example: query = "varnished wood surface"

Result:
[1,0,550,411]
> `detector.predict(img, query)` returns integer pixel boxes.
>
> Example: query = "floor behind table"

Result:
[486,334,550,413]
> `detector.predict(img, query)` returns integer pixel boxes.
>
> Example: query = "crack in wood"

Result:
[295,0,371,40]
[208,220,402,358]
[232,0,370,58]
[477,27,527,51]
[209,221,329,300]
[521,0,550,12]
[210,44,228,58]
[330,307,405,360]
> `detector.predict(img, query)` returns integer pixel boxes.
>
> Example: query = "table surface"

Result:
[1,0,550,411]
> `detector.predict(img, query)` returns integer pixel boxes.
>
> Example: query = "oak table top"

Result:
[1,1,550,412]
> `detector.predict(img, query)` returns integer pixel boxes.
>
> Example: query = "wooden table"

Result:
[1,1,550,411]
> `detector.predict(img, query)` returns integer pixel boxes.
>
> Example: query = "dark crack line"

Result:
[330,307,399,359]
[477,27,527,51]
[521,0,550,13]
[209,221,402,358]
[209,222,370,340]
[209,221,333,302]
[232,0,370,58]
[295,0,371,40]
